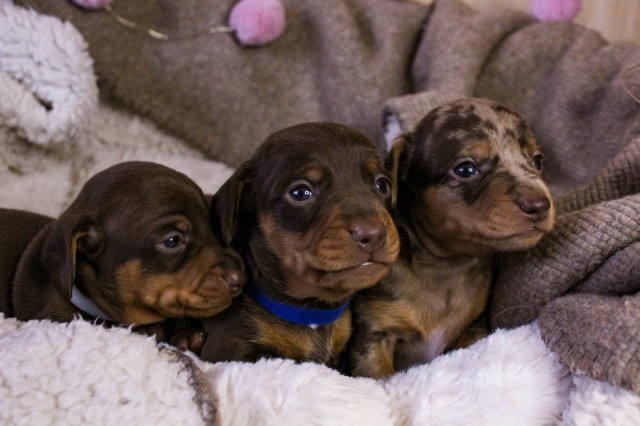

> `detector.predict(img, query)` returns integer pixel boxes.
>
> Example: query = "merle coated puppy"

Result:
[200,122,400,365]
[350,98,555,378]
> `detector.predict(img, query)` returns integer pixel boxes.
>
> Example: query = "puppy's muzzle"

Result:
[217,249,246,297]
[350,218,387,254]
[518,197,551,222]
[516,189,552,223]
[224,270,245,295]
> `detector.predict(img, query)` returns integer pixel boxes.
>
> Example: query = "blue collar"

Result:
[71,285,114,322]
[246,279,350,327]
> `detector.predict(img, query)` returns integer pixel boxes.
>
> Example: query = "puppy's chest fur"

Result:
[252,301,352,363]
[356,254,491,367]
[202,295,352,365]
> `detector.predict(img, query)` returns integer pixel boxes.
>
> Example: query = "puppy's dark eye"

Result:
[533,153,544,171]
[453,162,479,178]
[286,181,315,204]
[161,234,184,250]
[290,186,313,201]
[375,175,391,196]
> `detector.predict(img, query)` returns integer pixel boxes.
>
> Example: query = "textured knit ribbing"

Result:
[491,195,640,329]
[490,138,640,358]
[539,294,640,394]
[556,138,640,214]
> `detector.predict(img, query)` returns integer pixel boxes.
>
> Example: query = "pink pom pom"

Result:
[529,0,582,21]
[229,0,286,46]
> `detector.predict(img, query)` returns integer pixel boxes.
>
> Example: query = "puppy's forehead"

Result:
[78,162,207,220]
[255,123,381,185]
[410,99,538,176]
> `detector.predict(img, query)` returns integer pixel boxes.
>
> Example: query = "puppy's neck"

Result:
[246,270,349,327]
[74,263,124,322]
[248,267,348,310]
[71,285,115,322]
[245,235,346,308]
[398,211,486,271]
[244,242,350,327]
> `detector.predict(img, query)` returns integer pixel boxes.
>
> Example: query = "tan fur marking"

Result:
[253,311,352,363]
[69,231,88,283]
[305,165,323,183]
[329,310,352,361]
[258,209,399,302]
[420,177,553,255]
[366,159,380,176]
[255,317,318,360]
[116,248,236,324]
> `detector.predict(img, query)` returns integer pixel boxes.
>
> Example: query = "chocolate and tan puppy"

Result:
[200,122,400,365]
[0,161,244,335]
[350,98,555,378]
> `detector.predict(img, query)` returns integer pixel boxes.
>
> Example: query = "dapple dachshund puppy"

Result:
[200,122,400,365]
[350,98,555,378]
[0,161,245,345]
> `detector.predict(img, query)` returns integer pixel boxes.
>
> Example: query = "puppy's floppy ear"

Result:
[385,134,411,209]
[210,161,255,247]
[41,212,103,300]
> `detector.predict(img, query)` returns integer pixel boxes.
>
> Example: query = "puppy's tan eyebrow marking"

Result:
[303,165,324,182]
[461,141,490,160]
[366,159,379,175]
[151,215,192,232]
[174,219,190,233]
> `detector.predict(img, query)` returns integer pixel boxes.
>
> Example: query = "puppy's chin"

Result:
[435,225,551,255]
[426,204,555,255]
[124,299,234,324]
[151,277,244,319]
[478,230,547,252]
[159,298,234,319]
[286,262,390,303]
[475,213,555,252]
[120,290,236,324]
[116,261,242,323]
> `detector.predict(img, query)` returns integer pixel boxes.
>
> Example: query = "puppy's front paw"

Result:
[169,329,207,355]
[157,318,208,355]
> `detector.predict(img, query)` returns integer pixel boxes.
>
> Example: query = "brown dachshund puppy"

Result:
[0,161,244,333]
[350,98,555,378]
[200,122,400,365]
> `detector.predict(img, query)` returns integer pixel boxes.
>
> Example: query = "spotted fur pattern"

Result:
[350,98,555,378]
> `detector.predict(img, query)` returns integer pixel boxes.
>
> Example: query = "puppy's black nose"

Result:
[518,196,551,222]
[351,221,386,253]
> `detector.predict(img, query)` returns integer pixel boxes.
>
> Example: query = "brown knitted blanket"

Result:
[18,0,640,394]
[398,1,640,394]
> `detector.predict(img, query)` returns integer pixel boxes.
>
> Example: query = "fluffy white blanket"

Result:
[1,1,639,424]
[0,315,563,425]
[2,314,639,425]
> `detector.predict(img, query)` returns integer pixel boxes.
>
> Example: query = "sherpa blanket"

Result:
[2,0,640,423]
[0,314,594,425]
